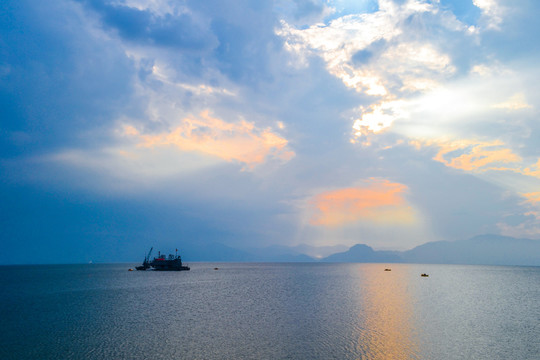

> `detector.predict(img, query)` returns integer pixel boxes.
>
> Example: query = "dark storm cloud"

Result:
[0,0,135,156]
[201,0,282,83]
[79,0,218,51]
[79,0,286,84]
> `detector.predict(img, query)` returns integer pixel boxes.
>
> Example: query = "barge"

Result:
[136,247,190,271]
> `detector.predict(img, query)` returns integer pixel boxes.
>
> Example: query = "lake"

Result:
[1,263,539,359]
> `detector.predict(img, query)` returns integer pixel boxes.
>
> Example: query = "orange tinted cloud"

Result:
[125,111,294,168]
[412,140,540,182]
[425,139,522,171]
[523,192,540,204]
[310,179,416,226]
[523,159,540,179]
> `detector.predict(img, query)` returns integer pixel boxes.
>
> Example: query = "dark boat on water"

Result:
[136,247,190,271]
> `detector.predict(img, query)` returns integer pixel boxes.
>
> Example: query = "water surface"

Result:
[1,263,539,359]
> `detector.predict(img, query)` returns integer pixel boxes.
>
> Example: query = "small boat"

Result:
[214,268,219,270]
[421,273,429,277]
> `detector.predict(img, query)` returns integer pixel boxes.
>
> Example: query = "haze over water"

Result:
[1,263,539,359]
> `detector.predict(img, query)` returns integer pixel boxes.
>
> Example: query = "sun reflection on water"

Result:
[353,264,421,359]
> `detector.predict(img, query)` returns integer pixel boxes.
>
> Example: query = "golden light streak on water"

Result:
[353,264,421,359]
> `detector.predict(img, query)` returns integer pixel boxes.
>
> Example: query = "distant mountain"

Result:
[319,235,540,266]
[401,234,540,266]
[176,235,540,265]
[323,244,401,263]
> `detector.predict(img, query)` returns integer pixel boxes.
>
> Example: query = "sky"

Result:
[1,0,540,263]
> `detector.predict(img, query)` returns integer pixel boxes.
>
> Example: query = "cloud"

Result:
[498,217,540,238]
[2,0,540,262]
[415,139,540,184]
[308,179,417,227]
[496,187,540,239]
[0,0,135,156]
[276,1,452,96]
[277,0,536,155]
[80,0,218,50]
[359,62,537,145]
[522,159,540,179]
[493,92,532,110]
[352,100,408,138]
[431,139,521,172]
[473,0,503,30]
[407,139,540,235]
[523,192,540,204]
[273,0,333,27]
[276,0,471,145]
[498,208,540,239]
[126,110,294,169]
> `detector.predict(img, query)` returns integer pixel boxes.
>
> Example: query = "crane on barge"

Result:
[135,247,153,271]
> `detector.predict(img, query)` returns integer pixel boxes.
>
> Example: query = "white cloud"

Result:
[498,212,540,239]
[277,0,464,140]
[357,62,536,142]
[353,100,409,137]
[115,0,176,15]
[493,92,532,110]
[473,0,504,30]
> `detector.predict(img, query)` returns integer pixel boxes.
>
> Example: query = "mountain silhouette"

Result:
[400,234,540,266]
[168,235,540,266]
[319,234,540,266]
[323,244,401,263]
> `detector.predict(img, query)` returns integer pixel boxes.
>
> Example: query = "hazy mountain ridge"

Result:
[400,234,540,266]
[177,235,540,266]
[323,244,401,263]
[322,235,540,266]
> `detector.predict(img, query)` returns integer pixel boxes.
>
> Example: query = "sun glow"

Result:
[309,179,417,227]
